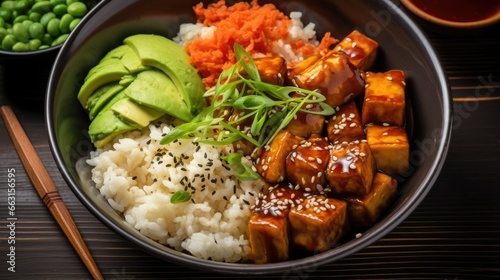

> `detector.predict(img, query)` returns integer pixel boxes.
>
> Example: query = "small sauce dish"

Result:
[401,0,500,29]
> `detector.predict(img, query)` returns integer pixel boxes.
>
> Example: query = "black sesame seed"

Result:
[212,190,216,195]
[243,199,250,205]
[132,176,137,180]
[146,139,152,145]
[223,196,228,201]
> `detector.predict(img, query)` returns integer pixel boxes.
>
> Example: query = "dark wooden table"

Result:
[1,4,499,280]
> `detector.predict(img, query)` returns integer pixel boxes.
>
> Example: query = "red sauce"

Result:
[410,0,500,22]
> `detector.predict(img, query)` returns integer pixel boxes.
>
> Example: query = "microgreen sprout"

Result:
[160,43,334,148]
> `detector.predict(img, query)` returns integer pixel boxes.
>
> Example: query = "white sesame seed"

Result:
[383,132,389,136]
[350,123,357,128]
[317,158,323,164]
[350,163,357,169]
[386,76,393,81]
[383,123,390,126]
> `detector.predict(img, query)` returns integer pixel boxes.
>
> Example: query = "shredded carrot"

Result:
[185,0,337,88]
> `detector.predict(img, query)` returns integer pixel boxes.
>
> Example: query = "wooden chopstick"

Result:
[0,105,104,280]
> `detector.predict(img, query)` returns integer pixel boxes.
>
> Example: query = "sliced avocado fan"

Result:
[124,34,206,115]
[79,34,207,148]
[123,69,194,122]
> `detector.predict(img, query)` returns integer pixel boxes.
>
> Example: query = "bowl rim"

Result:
[400,0,500,29]
[45,0,453,274]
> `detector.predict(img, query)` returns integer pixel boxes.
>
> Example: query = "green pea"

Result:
[0,27,8,42]
[31,1,53,14]
[40,12,55,27]
[28,38,41,50]
[58,13,73,33]
[13,15,28,24]
[39,44,49,49]
[14,0,30,14]
[12,41,29,51]
[46,18,60,37]
[1,1,15,10]
[0,7,13,22]
[52,3,67,17]
[41,32,52,45]
[66,0,79,5]
[51,32,68,46]
[50,0,67,5]
[22,20,33,29]
[68,17,79,31]
[28,22,44,39]
[67,2,86,17]
[12,22,29,43]
[2,34,17,50]
[28,11,42,22]
[0,17,4,28]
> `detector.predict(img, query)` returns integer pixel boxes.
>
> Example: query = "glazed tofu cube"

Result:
[344,172,398,229]
[327,142,376,196]
[285,134,331,193]
[361,70,406,126]
[286,55,320,86]
[253,56,287,86]
[248,183,307,263]
[289,52,365,107]
[366,125,409,175]
[253,130,303,183]
[289,196,349,252]
[333,30,379,70]
[248,212,289,264]
[326,101,365,143]
[285,93,325,138]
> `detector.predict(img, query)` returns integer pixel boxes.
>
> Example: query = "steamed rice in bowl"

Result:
[80,120,265,262]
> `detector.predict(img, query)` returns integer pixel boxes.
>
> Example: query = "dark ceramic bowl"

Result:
[46,0,452,275]
[0,0,100,107]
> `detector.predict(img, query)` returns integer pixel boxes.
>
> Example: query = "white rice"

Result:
[174,11,321,63]
[84,122,266,262]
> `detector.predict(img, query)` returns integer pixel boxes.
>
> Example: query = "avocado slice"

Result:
[77,58,130,107]
[99,44,146,73]
[87,83,125,120]
[123,34,206,116]
[86,82,116,112]
[111,98,164,127]
[88,109,135,148]
[78,44,148,107]
[123,69,194,122]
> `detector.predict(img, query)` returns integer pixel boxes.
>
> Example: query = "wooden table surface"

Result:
[1,2,499,279]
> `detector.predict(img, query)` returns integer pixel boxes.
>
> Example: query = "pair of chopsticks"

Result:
[0,105,104,280]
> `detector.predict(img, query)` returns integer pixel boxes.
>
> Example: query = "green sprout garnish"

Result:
[160,43,334,148]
